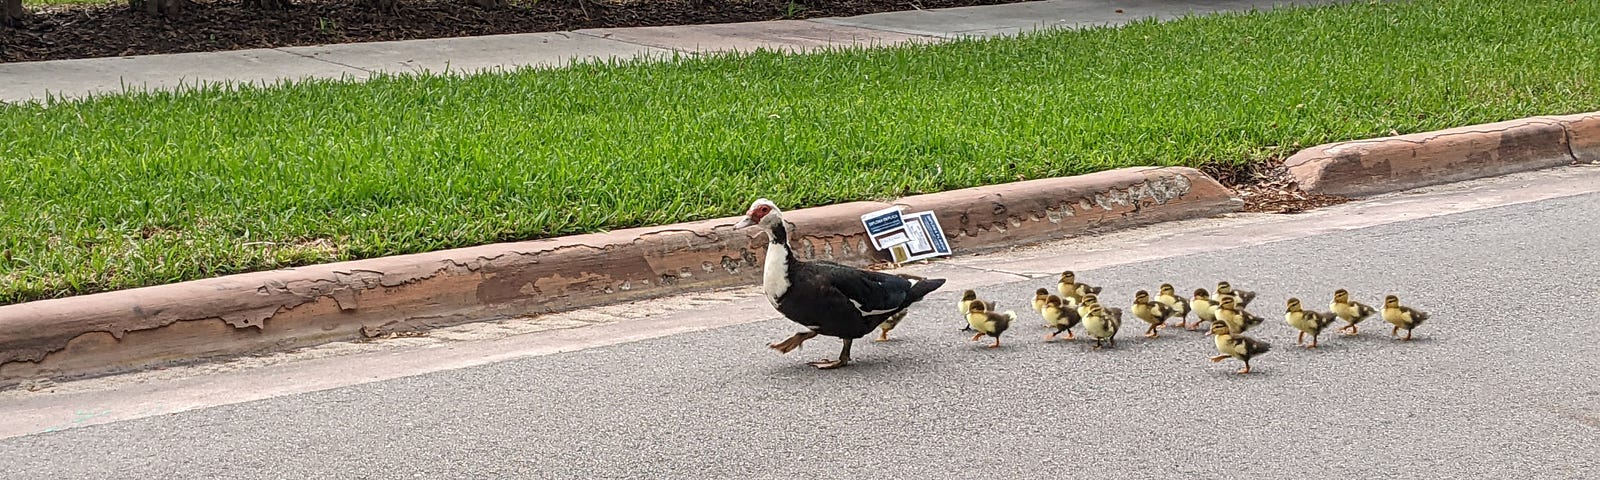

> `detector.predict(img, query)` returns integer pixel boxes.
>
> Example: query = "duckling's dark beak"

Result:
[734,217,756,229]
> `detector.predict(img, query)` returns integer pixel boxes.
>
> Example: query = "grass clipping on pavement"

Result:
[2,0,1598,305]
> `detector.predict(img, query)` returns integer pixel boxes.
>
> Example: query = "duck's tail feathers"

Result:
[904,278,948,305]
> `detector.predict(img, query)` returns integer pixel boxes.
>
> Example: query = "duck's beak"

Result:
[734,217,756,229]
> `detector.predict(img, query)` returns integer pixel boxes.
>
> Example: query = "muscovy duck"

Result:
[733,198,947,369]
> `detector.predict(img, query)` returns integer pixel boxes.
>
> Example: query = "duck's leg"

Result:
[1064,329,1076,340]
[1238,360,1252,374]
[769,331,818,353]
[807,339,853,369]
[875,328,890,342]
[1308,333,1320,349]
[988,336,1002,349]
[970,332,985,342]
[1209,355,1229,362]
[1403,329,1414,341]
[1144,324,1158,338]
[1296,331,1305,345]
[1391,325,1400,337]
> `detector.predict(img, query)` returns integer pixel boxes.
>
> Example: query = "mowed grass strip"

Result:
[2,0,1598,305]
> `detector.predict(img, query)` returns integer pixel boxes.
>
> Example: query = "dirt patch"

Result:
[1,0,1032,63]
[1202,159,1352,214]
[1233,183,1351,214]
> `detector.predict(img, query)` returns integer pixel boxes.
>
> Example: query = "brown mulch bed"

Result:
[1,0,1031,63]
[1202,159,1352,214]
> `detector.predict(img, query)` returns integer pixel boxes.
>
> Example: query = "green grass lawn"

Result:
[2,0,1598,305]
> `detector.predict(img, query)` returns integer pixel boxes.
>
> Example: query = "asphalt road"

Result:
[3,191,1598,479]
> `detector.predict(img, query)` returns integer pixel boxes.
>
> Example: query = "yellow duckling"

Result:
[967,299,1015,348]
[1216,281,1257,308]
[1213,296,1264,335]
[1076,294,1100,320]
[1032,288,1051,313]
[1330,289,1377,335]
[1191,288,1217,332]
[1042,295,1081,341]
[1132,290,1176,338]
[1082,303,1122,349]
[875,310,909,342]
[1033,288,1053,328]
[958,290,980,332]
[1057,271,1102,303]
[874,273,924,342]
[1155,284,1191,329]
[1209,318,1272,374]
[1382,295,1430,341]
[1284,298,1337,348]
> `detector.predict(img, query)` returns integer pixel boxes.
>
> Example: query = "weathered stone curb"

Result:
[0,166,1237,387]
[1286,111,1600,197]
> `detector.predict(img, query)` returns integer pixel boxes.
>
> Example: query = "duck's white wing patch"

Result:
[850,299,898,317]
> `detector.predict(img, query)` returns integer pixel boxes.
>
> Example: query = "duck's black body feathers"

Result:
[775,260,945,339]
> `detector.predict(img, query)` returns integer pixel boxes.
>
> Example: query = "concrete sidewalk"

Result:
[0,0,1337,102]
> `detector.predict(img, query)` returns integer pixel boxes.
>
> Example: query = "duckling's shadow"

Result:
[1319,333,1436,349]
[1279,343,1348,355]
[1203,367,1279,380]
[1133,332,1189,344]
[1069,341,1141,354]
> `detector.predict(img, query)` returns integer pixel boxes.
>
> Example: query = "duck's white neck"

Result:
[761,216,794,306]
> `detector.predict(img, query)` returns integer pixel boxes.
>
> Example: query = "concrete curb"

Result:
[1285,111,1600,197]
[0,166,1240,387]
